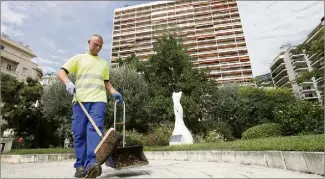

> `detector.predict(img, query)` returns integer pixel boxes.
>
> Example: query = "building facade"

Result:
[270,17,324,104]
[40,74,58,87]
[1,33,43,82]
[111,0,254,85]
[303,17,324,104]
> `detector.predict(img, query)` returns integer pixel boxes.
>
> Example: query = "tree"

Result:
[1,74,52,148]
[209,85,297,138]
[107,65,150,132]
[142,29,219,134]
[280,43,293,51]
[41,75,75,145]
[296,69,323,84]
[274,100,324,136]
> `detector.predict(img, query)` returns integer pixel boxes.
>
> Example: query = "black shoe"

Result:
[74,166,86,178]
[85,163,102,178]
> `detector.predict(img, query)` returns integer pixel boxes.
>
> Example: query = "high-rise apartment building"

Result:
[111,0,254,85]
[270,17,324,104]
[270,50,320,102]
[304,17,324,104]
[1,33,43,82]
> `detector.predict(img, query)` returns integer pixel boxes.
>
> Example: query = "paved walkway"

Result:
[1,160,322,178]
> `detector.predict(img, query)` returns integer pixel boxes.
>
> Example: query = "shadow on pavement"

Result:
[99,170,152,178]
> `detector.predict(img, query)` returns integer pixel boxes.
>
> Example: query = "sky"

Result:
[1,1,324,76]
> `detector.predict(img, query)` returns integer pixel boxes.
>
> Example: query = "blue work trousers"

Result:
[71,102,106,169]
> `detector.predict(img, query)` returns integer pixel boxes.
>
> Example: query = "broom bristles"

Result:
[95,128,122,165]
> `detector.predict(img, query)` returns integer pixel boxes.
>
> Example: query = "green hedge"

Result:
[7,134,323,154]
[241,123,283,140]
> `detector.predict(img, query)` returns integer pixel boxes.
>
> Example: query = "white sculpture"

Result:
[169,91,193,145]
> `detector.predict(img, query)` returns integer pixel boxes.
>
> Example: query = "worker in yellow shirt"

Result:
[57,34,123,178]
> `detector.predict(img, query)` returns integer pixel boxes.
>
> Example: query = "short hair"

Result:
[90,34,103,42]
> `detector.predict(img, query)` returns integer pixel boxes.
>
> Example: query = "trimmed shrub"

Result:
[242,123,283,140]
[274,101,324,136]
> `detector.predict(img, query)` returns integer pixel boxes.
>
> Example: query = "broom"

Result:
[74,94,122,165]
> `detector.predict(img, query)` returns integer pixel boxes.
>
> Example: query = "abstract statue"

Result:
[169,91,193,145]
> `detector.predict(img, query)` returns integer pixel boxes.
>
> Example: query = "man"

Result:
[57,34,123,178]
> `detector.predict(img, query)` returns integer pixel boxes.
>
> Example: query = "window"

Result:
[1,45,4,50]
[22,67,28,75]
[6,64,12,71]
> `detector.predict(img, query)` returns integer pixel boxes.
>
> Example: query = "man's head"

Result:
[88,34,103,56]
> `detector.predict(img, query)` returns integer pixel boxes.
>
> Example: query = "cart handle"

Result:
[114,100,126,147]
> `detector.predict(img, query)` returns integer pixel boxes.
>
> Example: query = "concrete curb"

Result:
[1,151,323,176]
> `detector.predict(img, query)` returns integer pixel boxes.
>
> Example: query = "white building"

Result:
[40,74,57,86]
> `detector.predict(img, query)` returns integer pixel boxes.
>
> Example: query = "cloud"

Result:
[1,24,24,37]
[237,1,324,76]
[40,37,57,49]
[1,2,28,26]
[1,1,323,77]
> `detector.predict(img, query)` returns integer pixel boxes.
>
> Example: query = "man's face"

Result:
[88,37,103,55]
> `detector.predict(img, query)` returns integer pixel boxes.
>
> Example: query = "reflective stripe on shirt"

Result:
[76,83,105,91]
[77,74,104,81]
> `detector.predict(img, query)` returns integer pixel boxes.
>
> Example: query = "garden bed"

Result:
[6,134,323,155]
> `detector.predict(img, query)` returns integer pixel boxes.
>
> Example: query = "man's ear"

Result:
[88,40,90,44]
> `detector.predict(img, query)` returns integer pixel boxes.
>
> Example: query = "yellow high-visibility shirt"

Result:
[62,52,109,103]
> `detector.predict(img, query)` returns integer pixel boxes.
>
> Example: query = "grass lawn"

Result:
[7,134,323,155]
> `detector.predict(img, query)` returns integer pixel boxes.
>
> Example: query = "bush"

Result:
[242,123,283,140]
[123,123,173,147]
[205,130,223,143]
[193,133,205,143]
[274,101,324,136]
[124,129,145,146]
[203,121,235,142]
[145,123,173,146]
[214,121,235,141]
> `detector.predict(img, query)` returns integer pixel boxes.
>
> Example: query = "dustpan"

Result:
[105,100,149,170]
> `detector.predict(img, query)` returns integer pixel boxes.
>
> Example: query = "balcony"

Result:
[290,53,304,59]
[271,63,285,75]
[274,75,289,86]
[273,68,287,81]
[134,45,153,51]
[222,68,251,74]
[316,76,324,83]
[293,67,308,72]
[292,59,306,67]
[310,56,323,67]
[308,51,323,62]
[302,95,319,100]
[300,80,313,86]
[216,35,236,40]
[280,81,291,88]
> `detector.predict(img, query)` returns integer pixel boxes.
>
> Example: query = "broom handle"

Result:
[74,94,103,138]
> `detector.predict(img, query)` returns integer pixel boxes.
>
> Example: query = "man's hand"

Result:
[65,81,76,96]
[112,92,123,103]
